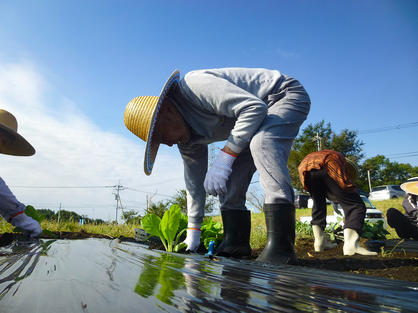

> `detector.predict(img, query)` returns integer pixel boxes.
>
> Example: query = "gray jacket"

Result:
[0,177,25,222]
[171,68,292,225]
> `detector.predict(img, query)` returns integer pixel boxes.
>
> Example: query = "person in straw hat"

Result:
[0,109,42,238]
[124,68,311,265]
[386,177,418,240]
[298,150,377,255]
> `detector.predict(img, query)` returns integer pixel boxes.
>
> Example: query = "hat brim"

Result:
[0,124,35,156]
[144,70,180,175]
[401,177,418,195]
[346,158,359,183]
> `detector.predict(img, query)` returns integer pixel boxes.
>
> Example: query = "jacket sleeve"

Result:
[0,177,26,222]
[178,144,208,226]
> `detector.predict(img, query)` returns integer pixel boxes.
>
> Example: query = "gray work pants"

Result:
[219,76,311,210]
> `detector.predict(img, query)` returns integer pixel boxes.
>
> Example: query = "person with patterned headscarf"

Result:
[298,150,377,255]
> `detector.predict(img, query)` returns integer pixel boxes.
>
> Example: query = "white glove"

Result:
[183,229,201,252]
[204,150,236,196]
[11,213,42,238]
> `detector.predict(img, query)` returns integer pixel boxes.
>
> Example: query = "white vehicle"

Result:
[369,185,405,201]
[301,196,387,229]
[307,197,330,209]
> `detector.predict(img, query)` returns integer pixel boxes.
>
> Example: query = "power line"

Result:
[9,186,107,188]
[385,151,418,159]
[359,122,418,134]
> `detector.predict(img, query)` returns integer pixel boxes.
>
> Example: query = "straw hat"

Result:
[124,70,180,175]
[346,158,359,182]
[401,177,418,196]
[0,109,35,156]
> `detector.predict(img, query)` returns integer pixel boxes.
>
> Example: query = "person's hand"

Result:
[204,149,236,196]
[11,213,42,238]
[183,228,201,252]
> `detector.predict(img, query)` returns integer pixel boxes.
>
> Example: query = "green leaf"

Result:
[161,205,181,252]
[141,214,164,238]
[174,242,187,252]
[204,237,216,249]
[24,205,40,221]
[178,212,188,233]
[174,228,187,247]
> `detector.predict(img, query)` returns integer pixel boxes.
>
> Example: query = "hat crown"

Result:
[124,96,159,142]
[0,109,18,133]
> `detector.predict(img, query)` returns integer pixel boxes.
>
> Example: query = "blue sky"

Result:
[0,1,417,221]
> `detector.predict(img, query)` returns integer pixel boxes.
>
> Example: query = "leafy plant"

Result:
[13,205,58,238]
[326,216,344,241]
[361,220,390,240]
[296,220,314,236]
[201,217,223,249]
[381,239,406,257]
[141,204,187,252]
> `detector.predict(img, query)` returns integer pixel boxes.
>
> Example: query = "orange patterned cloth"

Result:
[298,150,356,192]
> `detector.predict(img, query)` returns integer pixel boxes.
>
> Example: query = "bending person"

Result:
[387,177,418,240]
[124,68,310,265]
[298,150,377,255]
[0,109,42,238]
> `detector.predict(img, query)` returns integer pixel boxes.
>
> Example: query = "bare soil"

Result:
[252,237,418,283]
[1,232,417,283]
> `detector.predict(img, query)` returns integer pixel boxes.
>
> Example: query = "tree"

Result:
[358,155,418,191]
[123,209,141,224]
[146,201,169,219]
[289,120,365,194]
[167,189,218,216]
[37,209,55,219]
[52,210,82,222]
[246,187,265,212]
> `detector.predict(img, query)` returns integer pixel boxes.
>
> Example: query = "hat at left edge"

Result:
[0,109,35,156]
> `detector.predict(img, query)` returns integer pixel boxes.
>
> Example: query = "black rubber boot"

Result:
[216,210,252,259]
[256,203,298,265]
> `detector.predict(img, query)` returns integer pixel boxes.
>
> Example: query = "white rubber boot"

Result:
[312,225,337,252]
[343,228,377,256]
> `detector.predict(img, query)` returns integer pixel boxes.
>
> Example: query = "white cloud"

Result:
[0,60,185,222]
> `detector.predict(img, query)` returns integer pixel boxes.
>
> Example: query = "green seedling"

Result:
[200,217,223,249]
[381,239,406,257]
[141,204,187,252]
[13,205,58,238]
[361,220,390,241]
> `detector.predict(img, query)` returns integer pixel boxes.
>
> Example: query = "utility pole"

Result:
[146,190,158,215]
[107,181,125,224]
[311,132,322,151]
[367,170,372,192]
[58,203,61,223]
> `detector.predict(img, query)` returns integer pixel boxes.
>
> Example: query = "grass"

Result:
[0,198,404,250]
[0,218,137,238]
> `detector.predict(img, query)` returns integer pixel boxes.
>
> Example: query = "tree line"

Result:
[37,209,106,224]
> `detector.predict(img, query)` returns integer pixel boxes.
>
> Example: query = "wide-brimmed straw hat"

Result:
[401,177,418,196]
[346,158,359,182]
[0,109,35,156]
[124,70,180,175]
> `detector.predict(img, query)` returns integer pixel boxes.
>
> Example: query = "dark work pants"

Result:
[305,169,366,234]
[387,208,418,240]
